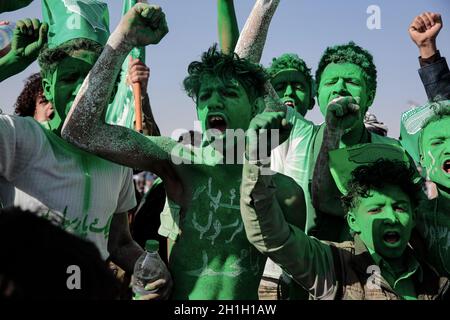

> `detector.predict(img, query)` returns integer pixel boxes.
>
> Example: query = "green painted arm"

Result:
[0,19,47,82]
[240,160,337,296]
[217,0,239,55]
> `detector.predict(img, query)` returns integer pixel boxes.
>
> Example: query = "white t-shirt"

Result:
[0,115,136,259]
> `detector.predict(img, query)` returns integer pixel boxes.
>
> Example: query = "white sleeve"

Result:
[0,116,42,181]
[114,167,137,214]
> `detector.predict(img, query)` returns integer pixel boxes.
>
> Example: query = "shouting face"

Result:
[420,117,450,188]
[271,69,312,116]
[196,74,255,144]
[347,185,415,259]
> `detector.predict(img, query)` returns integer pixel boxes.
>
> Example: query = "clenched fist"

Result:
[325,96,360,132]
[11,18,48,62]
[118,3,169,48]
[409,12,442,58]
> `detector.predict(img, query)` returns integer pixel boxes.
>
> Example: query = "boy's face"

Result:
[318,62,371,123]
[271,70,312,116]
[43,49,99,134]
[196,74,254,143]
[347,185,415,259]
[420,117,450,188]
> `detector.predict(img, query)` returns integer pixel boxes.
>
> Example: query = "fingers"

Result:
[37,22,48,47]
[144,279,166,291]
[128,58,150,85]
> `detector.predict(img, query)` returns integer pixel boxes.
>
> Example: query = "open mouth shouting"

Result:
[207,114,228,134]
[442,159,450,175]
[382,230,401,246]
[282,98,296,109]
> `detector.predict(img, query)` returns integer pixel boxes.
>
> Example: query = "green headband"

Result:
[400,102,444,164]
[329,143,410,195]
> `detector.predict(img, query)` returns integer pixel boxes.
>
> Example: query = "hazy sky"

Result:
[1,0,449,139]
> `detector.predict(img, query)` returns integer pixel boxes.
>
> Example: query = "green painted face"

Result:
[43,50,99,135]
[270,70,312,116]
[318,63,371,119]
[420,117,450,188]
[196,74,254,142]
[347,185,415,259]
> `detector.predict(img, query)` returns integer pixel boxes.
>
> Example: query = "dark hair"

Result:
[341,160,421,213]
[14,73,44,117]
[0,207,119,300]
[316,42,377,103]
[267,53,314,89]
[38,38,103,79]
[183,44,269,103]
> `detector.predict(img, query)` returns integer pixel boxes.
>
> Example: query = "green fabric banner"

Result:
[42,0,110,48]
[105,0,146,129]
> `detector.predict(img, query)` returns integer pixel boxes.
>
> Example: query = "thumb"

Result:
[37,23,48,48]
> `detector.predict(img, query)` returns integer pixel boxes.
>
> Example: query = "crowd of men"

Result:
[0,0,449,300]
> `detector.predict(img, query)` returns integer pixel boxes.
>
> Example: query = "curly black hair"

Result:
[38,38,103,79]
[183,44,269,103]
[14,73,43,117]
[341,159,421,213]
[316,42,377,103]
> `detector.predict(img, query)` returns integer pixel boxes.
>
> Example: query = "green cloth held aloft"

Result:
[329,143,410,195]
[41,0,110,48]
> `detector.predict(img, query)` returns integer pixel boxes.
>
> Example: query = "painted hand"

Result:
[325,96,360,132]
[119,3,169,48]
[409,12,442,57]
[127,57,150,91]
[10,18,47,62]
[246,111,291,162]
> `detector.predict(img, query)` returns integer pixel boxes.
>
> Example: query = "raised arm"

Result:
[127,57,161,136]
[311,97,359,217]
[0,18,47,82]
[409,12,450,100]
[234,0,280,64]
[241,112,337,298]
[217,0,239,55]
[62,4,173,177]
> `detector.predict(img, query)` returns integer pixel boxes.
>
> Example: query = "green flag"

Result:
[42,0,110,48]
[329,143,410,195]
[105,0,146,129]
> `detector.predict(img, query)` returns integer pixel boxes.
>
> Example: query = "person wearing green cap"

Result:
[240,114,449,299]
[61,2,306,300]
[400,100,450,278]
[0,0,173,298]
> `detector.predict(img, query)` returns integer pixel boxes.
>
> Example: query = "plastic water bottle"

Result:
[0,22,15,51]
[132,240,166,297]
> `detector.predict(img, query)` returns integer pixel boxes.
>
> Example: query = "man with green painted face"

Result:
[241,126,449,299]
[62,3,306,299]
[0,1,174,298]
[401,100,450,278]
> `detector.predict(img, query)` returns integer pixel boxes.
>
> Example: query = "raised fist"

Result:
[246,111,291,162]
[409,12,442,57]
[325,96,360,132]
[11,18,48,62]
[118,3,169,48]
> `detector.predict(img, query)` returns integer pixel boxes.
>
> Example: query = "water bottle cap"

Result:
[145,240,159,252]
